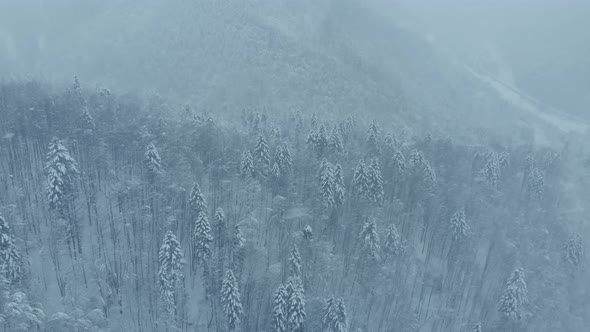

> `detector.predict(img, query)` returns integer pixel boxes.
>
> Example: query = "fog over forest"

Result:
[0,1,588,331]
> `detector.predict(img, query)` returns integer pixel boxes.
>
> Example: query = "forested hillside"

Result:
[0,79,587,331]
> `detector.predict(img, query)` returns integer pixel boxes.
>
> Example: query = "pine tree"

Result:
[286,276,306,332]
[391,151,406,178]
[353,160,369,200]
[221,270,243,331]
[158,231,184,312]
[334,298,348,332]
[274,143,292,176]
[383,223,404,260]
[322,297,347,332]
[193,212,212,266]
[332,164,346,207]
[80,106,96,132]
[273,284,288,332]
[360,219,380,260]
[408,149,426,172]
[563,233,583,267]
[240,150,255,179]
[254,134,271,172]
[322,297,337,332]
[307,124,329,157]
[366,121,380,156]
[481,152,500,187]
[45,137,78,214]
[449,210,468,241]
[144,142,162,175]
[328,126,344,154]
[0,216,21,284]
[367,158,384,204]
[270,162,281,184]
[188,183,208,216]
[289,246,302,277]
[499,268,528,320]
[319,159,335,207]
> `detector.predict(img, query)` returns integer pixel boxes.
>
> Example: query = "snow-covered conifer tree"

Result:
[188,183,208,216]
[329,126,344,154]
[353,160,369,200]
[383,223,404,260]
[0,216,21,284]
[193,212,212,266]
[319,159,335,207]
[254,134,271,171]
[360,219,380,260]
[289,246,302,277]
[221,270,243,331]
[158,231,184,312]
[499,268,528,320]
[144,142,162,175]
[332,164,346,207]
[563,233,583,267]
[240,150,255,179]
[45,137,78,214]
[367,158,384,204]
[273,284,288,332]
[449,210,468,241]
[366,121,380,156]
[286,276,306,332]
[322,297,337,332]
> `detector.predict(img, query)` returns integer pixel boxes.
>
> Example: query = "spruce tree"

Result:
[332,164,346,207]
[254,134,271,172]
[144,142,162,175]
[273,284,288,332]
[188,183,208,216]
[0,216,21,284]
[45,137,79,215]
[158,231,184,312]
[334,298,348,332]
[319,159,335,207]
[481,152,500,187]
[391,151,406,179]
[366,121,380,156]
[240,150,255,179]
[286,276,306,332]
[307,124,329,157]
[499,268,528,320]
[221,270,243,331]
[353,160,369,200]
[322,297,337,332]
[360,219,380,260]
[274,143,292,176]
[193,212,212,266]
[449,210,468,241]
[383,223,404,260]
[367,158,384,204]
[289,246,302,277]
[328,126,344,155]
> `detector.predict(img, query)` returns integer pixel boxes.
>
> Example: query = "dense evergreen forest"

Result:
[0,79,588,332]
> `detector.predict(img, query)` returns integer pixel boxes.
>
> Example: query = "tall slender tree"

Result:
[221,270,243,331]
[158,231,184,313]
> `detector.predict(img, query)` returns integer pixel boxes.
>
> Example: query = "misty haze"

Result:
[0,1,588,331]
